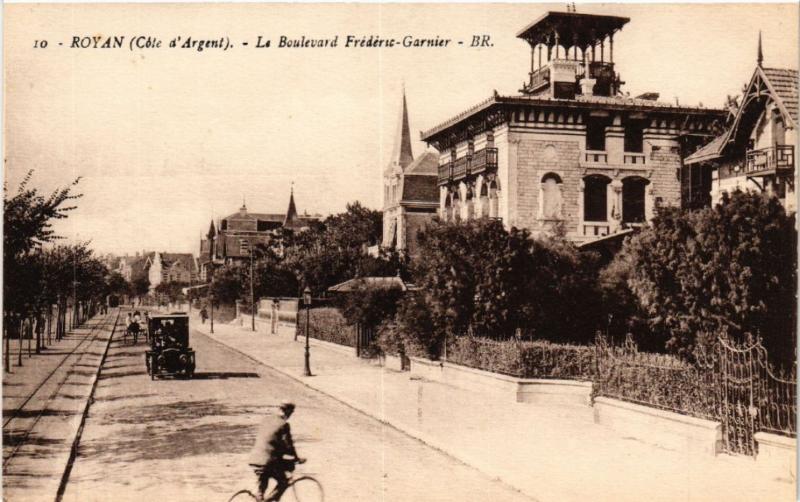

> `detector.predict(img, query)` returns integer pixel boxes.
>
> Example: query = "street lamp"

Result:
[303,286,312,377]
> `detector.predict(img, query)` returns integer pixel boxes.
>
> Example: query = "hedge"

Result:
[296,306,356,347]
[446,336,595,380]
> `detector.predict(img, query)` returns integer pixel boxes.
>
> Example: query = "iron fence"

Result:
[593,333,796,455]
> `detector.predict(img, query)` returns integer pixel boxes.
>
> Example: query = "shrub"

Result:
[446,336,595,380]
[412,218,603,344]
[296,306,355,347]
[616,190,797,362]
[338,283,403,328]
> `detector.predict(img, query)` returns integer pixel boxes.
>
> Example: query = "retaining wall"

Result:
[409,356,592,406]
[593,397,722,456]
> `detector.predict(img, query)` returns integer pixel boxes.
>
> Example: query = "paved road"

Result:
[61,325,533,502]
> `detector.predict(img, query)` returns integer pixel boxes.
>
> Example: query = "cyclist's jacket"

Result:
[248,415,297,466]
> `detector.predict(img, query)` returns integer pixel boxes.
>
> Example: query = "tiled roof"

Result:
[401,175,439,204]
[762,67,798,124]
[684,134,727,165]
[161,253,196,272]
[223,211,285,222]
[404,151,439,176]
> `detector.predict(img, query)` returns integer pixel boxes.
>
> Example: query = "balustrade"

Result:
[623,153,646,165]
[745,145,795,175]
[582,222,610,237]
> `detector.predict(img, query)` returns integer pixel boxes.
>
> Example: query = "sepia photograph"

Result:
[3,2,799,501]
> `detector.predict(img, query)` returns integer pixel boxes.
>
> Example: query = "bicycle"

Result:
[228,459,324,502]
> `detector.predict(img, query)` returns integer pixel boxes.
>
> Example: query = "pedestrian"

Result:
[200,306,208,324]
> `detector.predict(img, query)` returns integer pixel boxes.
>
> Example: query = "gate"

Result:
[594,333,796,457]
[355,324,376,358]
[716,334,796,455]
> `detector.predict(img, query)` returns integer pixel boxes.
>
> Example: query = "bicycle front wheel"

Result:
[283,476,324,502]
[227,489,258,502]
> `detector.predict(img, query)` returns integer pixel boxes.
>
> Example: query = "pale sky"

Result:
[4,3,798,255]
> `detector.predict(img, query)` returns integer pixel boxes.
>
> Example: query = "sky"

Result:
[4,3,799,255]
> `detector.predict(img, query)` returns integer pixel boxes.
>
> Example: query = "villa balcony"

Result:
[744,145,795,177]
[438,148,498,185]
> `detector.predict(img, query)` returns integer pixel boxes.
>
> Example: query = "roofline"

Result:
[421,95,725,141]
[759,66,798,129]
[515,11,631,39]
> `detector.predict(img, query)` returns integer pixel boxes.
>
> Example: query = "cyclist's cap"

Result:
[279,400,295,410]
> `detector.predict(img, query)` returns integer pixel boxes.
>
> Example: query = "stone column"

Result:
[609,179,623,233]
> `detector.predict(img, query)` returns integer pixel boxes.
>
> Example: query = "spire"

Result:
[757,31,763,67]
[239,195,247,216]
[388,86,414,172]
[284,184,298,226]
[207,220,216,238]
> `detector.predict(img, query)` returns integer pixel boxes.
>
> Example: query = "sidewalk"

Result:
[2,312,118,501]
[194,316,796,502]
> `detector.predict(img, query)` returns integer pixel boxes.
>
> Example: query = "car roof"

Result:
[150,314,189,319]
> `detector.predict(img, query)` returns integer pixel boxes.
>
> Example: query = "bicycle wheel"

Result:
[227,489,258,502]
[282,476,324,502]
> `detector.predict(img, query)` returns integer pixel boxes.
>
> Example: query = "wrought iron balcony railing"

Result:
[745,145,795,176]
[523,67,551,94]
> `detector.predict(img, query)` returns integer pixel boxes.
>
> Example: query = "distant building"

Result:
[148,252,197,289]
[199,191,320,281]
[381,91,439,255]
[117,252,153,283]
[421,10,726,244]
[684,39,797,213]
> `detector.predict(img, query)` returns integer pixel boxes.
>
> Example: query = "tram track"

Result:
[2,309,120,470]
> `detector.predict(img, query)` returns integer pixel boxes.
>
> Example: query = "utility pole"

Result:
[250,247,256,332]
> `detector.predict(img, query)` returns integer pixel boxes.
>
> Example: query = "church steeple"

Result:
[388,87,414,172]
[284,184,298,226]
[207,220,216,239]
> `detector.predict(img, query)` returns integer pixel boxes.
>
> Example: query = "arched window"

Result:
[540,173,563,219]
[622,177,649,223]
[584,175,610,222]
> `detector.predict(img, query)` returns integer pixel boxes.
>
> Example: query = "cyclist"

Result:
[248,401,305,502]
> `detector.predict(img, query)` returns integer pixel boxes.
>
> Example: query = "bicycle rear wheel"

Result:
[283,476,324,502]
[228,489,258,502]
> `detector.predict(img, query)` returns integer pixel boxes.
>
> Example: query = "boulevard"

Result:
[59,310,531,502]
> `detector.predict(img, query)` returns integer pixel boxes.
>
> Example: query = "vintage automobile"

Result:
[145,313,196,379]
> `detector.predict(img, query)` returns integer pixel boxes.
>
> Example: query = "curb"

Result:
[56,310,120,502]
[198,328,540,502]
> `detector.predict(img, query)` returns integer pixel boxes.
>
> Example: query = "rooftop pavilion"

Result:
[517,11,630,98]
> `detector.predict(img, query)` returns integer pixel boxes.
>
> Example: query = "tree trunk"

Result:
[4,315,10,373]
[18,317,24,367]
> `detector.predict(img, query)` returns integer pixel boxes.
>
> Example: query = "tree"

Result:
[617,190,796,362]
[412,218,602,344]
[3,170,81,259]
[209,264,245,305]
[131,276,151,299]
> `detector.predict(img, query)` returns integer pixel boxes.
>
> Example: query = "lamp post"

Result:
[303,286,312,377]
